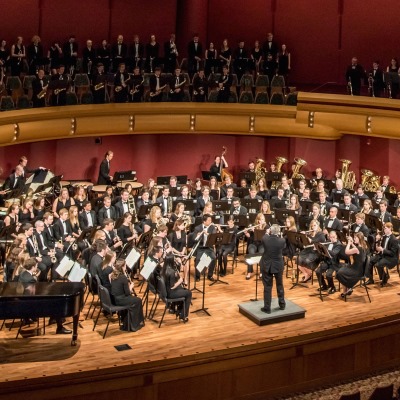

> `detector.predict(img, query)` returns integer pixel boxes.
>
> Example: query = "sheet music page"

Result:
[245,256,262,265]
[55,256,74,277]
[140,257,158,280]
[68,262,87,282]
[125,247,141,268]
[196,253,211,273]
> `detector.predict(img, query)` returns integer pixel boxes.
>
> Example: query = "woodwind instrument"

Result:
[237,222,264,235]
[54,87,66,95]
[37,84,48,99]
[170,78,186,94]
[115,74,130,92]
[217,74,229,90]
[130,78,144,95]
[347,77,353,95]
[150,56,154,73]
[94,82,105,91]
[368,73,375,97]
[150,84,166,97]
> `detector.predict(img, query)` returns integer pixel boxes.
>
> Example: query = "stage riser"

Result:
[1,317,400,400]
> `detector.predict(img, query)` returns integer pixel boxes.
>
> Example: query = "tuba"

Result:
[275,156,288,173]
[254,158,266,184]
[339,159,356,190]
[365,175,381,192]
[291,157,307,179]
[361,169,374,189]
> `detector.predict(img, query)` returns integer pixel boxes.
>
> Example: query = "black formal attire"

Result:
[164,40,178,73]
[129,74,144,103]
[10,44,25,76]
[369,67,385,97]
[192,74,208,102]
[351,222,370,238]
[82,46,96,75]
[114,71,129,103]
[156,195,173,217]
[336,247,366,289]
[217,73,232,103]
[111,42,128,72]
[114,199,130,219]
[97,205,117,225]
[260,234,286,311]
[220,183,237,199]
[188,40,203,75]
[149,74,165,102]
[345,63,366,96]
[19,209,33,224]
[48,46,62,70]
[263,40,279,59]
[62,41,78,73]
[50,73,68,106]
[78,210,97,230]
[169,74,186,102]
[53,198,73,216]
[315,241,342,290]
[53,218,73,243]
[205,48,216,76]
[246,229,265,273]
[98,265,113,293]
[323,216,343,232]
[218,225,237,275]
[278,52,290,78]
[209,162,224,182]
[368,234,398,281]
[163,267,192,319]
[26,235,51,281]
[96,44,111,72]
[263,58,278,83]
[168,231,186,253]
[3,173,25,193]
[219,48,232,72]
[193,223,217,279]
[250,48,262,73]
[233,46,248,82]
[97,159,111,185]
[111,274,144,331]
[377,211,392,224]
[297,232,326,271]
[89,253,103,279]
[195,196,213,216]
[339,203,359,212]
[318,200,332,216]
[130,42,144,71]
[32,76,48,108]
[387,66,399,98]
[27,43,45,75]
[145,42,160,72]
[230,204,248,216]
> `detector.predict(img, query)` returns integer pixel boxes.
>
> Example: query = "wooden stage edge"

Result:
[1,263,400,400]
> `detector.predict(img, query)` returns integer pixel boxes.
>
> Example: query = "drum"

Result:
[71,181,93,189]
[116,181,143,195]
[91,185,108,198]
[60,180,71,188]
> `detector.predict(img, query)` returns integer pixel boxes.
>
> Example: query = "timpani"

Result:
[116,181,143,195]
[91,185,108,198]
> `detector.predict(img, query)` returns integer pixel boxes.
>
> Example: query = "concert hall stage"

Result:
[1,262,400,400]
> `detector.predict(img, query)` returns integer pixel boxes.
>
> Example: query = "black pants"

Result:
[168,286,192,318]
[218,244,235,274]
[261,269,285,310]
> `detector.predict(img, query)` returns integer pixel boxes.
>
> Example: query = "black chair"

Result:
[93,283,130,339]
[339,391,360,400]
[155,275,185,328]
[85,272,99,319]
[368,383,394,400]
[344,254,371,303]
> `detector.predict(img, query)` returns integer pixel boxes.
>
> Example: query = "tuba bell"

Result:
[339,159,356,190]
[361,169,374,188]
[291,157,307,179]
[254,158,266,184]
[275,156,288,173]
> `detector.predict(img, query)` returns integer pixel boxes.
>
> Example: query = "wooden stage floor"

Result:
[1,259,400,399]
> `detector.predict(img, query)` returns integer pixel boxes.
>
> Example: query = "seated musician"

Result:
[209,176,220,199]
[354,185,369,208]
[169,67,186,102]
[102,218,123,252]
[73,185,87,211]
[117,212,139,245]
[192,69,208,102]
[92,63,107,104]
[377,200,392,224]
[313,180,328,195]
[271,187,286,209]
[230,198,248,216]
[33,196,46,220]
[220,175,237,199]
[337,233,368,297]
[196,186,213,216]
[176,185,191,201]
[161,254,192,322]
[288,193,302,216]
[129,66,144,103]
[299,188,312,203]
[240,179,248,188]
[217,64,232,103]
[360,198,374,215]
[221,186,235,203]
[393,192,400,208]
[32,68,48,108]
[280,175,292,199]
[209,154,228,182]
[315,230,342,294]
[19,198,35,224]
[170,202,185,223]
[351,212,370,238]
[53,208,74,258]
[295,179,307,197]
[52,188,75,219]
[247,161,256,173]
[282,216,298,258]
[114,63,129,103]
[260,199,273,215]
[136,189,153,210]
[200,201,214,217]
[3,203,20,230]
[0,165,26,206]
[149,67,165,102]
[97,196,117,226]
[339,192,359,212]
[4,247,25,282]
[381,176,392,194]
[50,64,68,106]
[98,250,116,293]
[18,257,72,334]
[218,216,238,277]
[89,239,108,277]
[297,219,326,282]
[78,201,97,231]
[245,213,267,279]
[329,178,344,204]
[110,259,144,332]
[322,206,343,237]
[156,186,173,218]
[373,187,386,204]
[256,178,270,200]
[318,191,332,217]
[244,185,263,201]
[193,214,217,282]
[168,219,188,286]
[307,203,324,229]
[366,222,398,286]
[114,189,130,218]
[143,205,163,233]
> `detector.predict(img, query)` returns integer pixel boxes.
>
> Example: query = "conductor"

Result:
[97,150,113,185]
[260,224,286,314]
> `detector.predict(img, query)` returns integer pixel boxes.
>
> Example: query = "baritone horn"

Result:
[339,159,356,190]
[291,157,307,179]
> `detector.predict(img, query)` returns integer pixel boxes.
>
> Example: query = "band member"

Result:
[102,218,123,251]
[98,196,118,226]
[111,35,128,72]
[263,53,278,83]
[260,224,286,313]
[345,57,366,96]
[193,214,217,281]
[209,153,229,182]
[145,34,160,73]
[263,33,279,59]
[117,212,139,245]
[156,186,173,217]
[0,39,10,78]
[78,201,97,230]
[386,58,399,99]
[50,64,69,106]
[322,206,343,236]
[47,42,62,73]
[129,66,144,102]
[217,65,232,103]
[168,67,185,102]
[136,189,152,212]
[168,219,189,285]
[27,35,44,75]
[204,42,217,76]
[149,67,165,102]
[318,191,332,216]
[130,35,144,71]
[92,63,107,104]
[378,200,392,224]
[250,40,263,77]
[315,230,342,293]
[97,150,113,185]
[351,212,370,238]
[10,36,26,76]
[82,39,95,76]
[96,39,111,72]
[230,198,247,216]
[219,39,232,72]
[164,33,179,73]
[369,61,385,97]
[245,213,267,279]
[381,176,392,194]
[32,68,48,108]
[114,63,129,103]
[62,35,78,76]
[188,34,203,75]
[277,44,291,84]
[114,189,130,218]
[339,192,359,212]
[2,165,26,195]
[196,186,213,216]
[233,41,248,82]
[366,222,398,286]
[191,68,208,103]
[220,175,236,199]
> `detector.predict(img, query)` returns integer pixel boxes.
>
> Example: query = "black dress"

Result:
[19,210,33,224]
[336,247,366,289]
[164,266,192,319]
[168,231,186,253]
[297,231,326,271]
[98,265,113,293]
[205,49,216,76]
[110,274,144,332]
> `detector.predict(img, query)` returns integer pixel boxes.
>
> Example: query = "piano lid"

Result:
[0,282,85,298]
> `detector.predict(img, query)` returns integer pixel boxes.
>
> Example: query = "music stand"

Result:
[274,209,299,225]
[231,214,249,228]
[300,201,314,215]
[314,242,332,302]
[266,172,283,183]
[210,189,220,200]
[209,232,230,286]
[212,200,231,214]
[242,198,262,214]
[364,214,383,232]
[337,208,353,225]
[172,199,196,212]
[233,187,248,199]
[113,170,136,184]
[137,230,153,250]
[245,253,263,301]
[239,172,256,184]
[176,175,188,185]
[286,231,312,289]
[138,204,152,219]
[192,251,212,316]
[332,192,345,205]
[270,198,286,210]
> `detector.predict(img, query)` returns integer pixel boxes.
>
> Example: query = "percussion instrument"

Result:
[71,181,93,188]
[60,180,71,187]
[116,181,143,195]
[91,185,108,197]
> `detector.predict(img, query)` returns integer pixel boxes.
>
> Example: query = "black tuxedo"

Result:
[18,270,37,283]
[50,73,68,106]
[43,224,56,248]
[103,229,120,251]
[377,211,392,224]
[368,234,399,280]
[164,40,178,73]
[3,173,25,193]
[195,196,213,216]
[318,201,332,216]
[114,71,130,103]
[97,205,117,225]
[316,241,342,289]
[156,195,173,216]
[370,67,385,97]
[27,43,44,74]
[145,42,160,72]
[111,42,128,70]
[220,183,237,199]
[32,76,48,108]
[149,74,166,102]
[62,41,78,70]
[129,74,144,103]
[92,71,107,104]
[233,47,248,80]
[53,219,72,241]
[192,74,208,102]
[82,47,96,74]
[114,200,130,219]
[351,222,370,237]
[217,73,233,103]
[260,234,286,310]
[230,205,248,216]
[78,210,97,230]
[97,159,111,185]
[130,42,144,66]
[323,216,343,232]
[339,203,359,212]
[169,74,186,102]
[263,40,279,58]
[26,235,52,281]
[187,41,203,74]
[193,223,216,279]
[345,64,366,96]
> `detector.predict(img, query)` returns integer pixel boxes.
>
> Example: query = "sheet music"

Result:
[196,253,212,273]
[125,247,141,269]
[140,257,158,280]
[55,256,74,277]
[68,262,87,282]
[245,256,262,265]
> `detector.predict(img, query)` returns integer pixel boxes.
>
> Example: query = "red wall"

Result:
[2,1,400,84]
[0,134,397,188]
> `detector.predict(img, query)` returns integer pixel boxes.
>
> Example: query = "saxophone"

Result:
[170,78,186,94]
[37,84,48,99]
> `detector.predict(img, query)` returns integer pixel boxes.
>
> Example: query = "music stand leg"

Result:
[250,263,259,301]
[210,254,228,286]
[289,261,308,290]
[190,257,202,294]
[191,272,211,316]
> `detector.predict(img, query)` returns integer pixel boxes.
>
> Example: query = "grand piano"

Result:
[0,282,85,346]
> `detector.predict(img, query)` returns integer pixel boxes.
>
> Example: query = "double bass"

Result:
[220,146,233,182]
